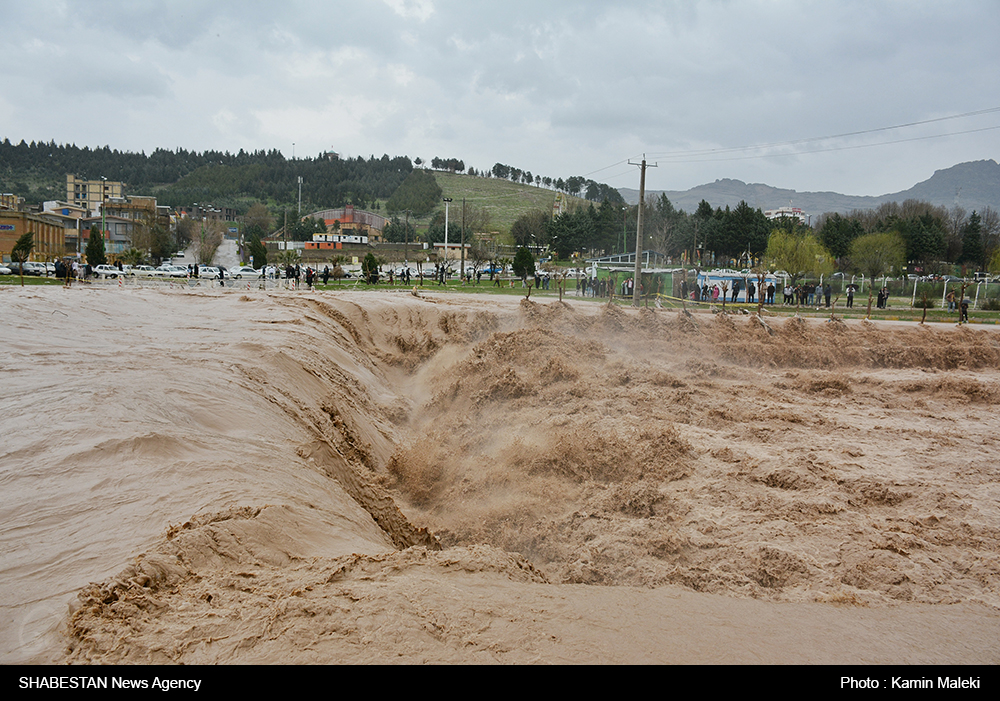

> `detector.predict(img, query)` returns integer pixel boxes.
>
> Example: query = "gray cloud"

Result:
[3,0,999,197]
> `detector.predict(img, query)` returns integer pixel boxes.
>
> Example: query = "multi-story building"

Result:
[0,211,67,263]
[40,202,90,256]
[1,193,26,211]
[764,206,809,225]
[66,175,124,213]
[176,204,237,222]
[304,206,386,243]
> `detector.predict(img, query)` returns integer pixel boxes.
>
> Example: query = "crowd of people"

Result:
[679,279,867,308]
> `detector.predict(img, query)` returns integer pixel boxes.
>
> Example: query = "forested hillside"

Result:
[0,140,624,224]
[0,139,412,213]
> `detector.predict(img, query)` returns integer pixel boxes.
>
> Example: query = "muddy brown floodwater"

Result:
[2,286,998,664]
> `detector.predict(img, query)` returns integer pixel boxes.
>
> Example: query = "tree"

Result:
[383,216,416,244]
[10,231,34,286]
[175,217,197,252]
[898,212,945,266]
[959,211,984,269]
[945,206,967,262]
[818,212,864,261]
[362,252,380,284]
[765,229,833,288]
[244,202,274,234]
[386,169,442,216]
[988,247,1000,276]
[981,207,1000,262]
[510,209,549,247]
[467,243,489,282]
[193,219,225,265]
[120,248,146,266]
[85,225,107,267]
[275,249,301,268]
[130,212,173,263]
[512,247,535,279]
[547,209,594,259]
[848,231,906,283]
[463,203,491,235]
[248,233,267,269]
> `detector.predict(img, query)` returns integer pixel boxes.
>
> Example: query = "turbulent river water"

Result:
[2,285,999,664]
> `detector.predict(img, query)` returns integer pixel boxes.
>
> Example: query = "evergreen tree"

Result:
[959,211,984,268]
[85,225,106,266]
[362,252,380,284]
[248,233,267,269]
[382,216,416,244]
[512,247,535,279]
[385,169,442,216]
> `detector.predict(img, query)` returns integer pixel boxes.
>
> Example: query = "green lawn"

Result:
[0,275,66,286]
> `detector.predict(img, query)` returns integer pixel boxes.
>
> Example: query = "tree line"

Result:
[415,155,626,205]
[0,139,413,214]
[507,194,1000,279]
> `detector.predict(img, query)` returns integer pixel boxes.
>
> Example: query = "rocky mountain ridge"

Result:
[619,159,1000,217]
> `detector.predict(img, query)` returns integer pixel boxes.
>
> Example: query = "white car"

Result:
[228,266,259,279]
[198,266,230,279]
[0,264,11,275]
[155,265,189,278]
[129,265,159,277]
[93,265,126,278]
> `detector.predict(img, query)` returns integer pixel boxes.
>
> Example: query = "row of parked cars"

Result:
[1,261,52,276]
[113,264,261,279]
[1,262,264,279]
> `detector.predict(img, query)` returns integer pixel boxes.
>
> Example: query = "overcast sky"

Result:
[3,0,999,198]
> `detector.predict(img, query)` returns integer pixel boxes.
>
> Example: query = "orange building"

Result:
[305,205,386,242]
[0,211,67,263]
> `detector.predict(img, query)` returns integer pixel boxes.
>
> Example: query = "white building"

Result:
[764,206,808,225]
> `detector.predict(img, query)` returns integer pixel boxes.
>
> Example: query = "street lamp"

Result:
[100,176,107,260]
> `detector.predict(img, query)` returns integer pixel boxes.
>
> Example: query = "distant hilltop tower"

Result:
[553,192,567,217]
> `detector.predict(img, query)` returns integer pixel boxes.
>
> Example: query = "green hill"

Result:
[426,170,588,233]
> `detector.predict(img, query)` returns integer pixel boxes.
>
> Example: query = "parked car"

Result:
[155,265,189,278]
[228,266,260,279]
[94,265,126,278]
[130,265,159,277]
[9,261,48,276]
[196,266,229,279]
[0,264,12,275]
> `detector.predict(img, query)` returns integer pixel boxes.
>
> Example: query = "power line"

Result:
[639,107,1000,162]
[651,124,1000,165]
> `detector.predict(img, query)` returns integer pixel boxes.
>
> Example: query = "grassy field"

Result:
[376,171,589,235]
[432,172,557,232]
[0,275,65,286]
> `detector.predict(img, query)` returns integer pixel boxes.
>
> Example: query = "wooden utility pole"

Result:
[404,209,410,267]
[461,198,466,281]
[628,156,657,307]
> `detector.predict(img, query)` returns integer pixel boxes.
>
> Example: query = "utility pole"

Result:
[628,155,657,306]
[404,209,410,268]
[461,197,466,281]
[297,176,303,217]
[443,197,452,281]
